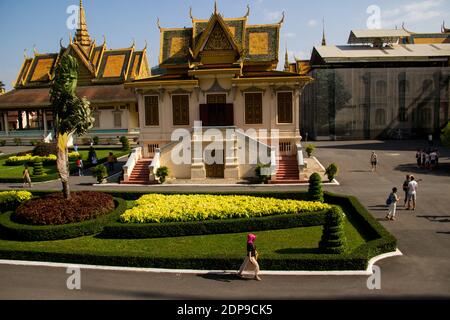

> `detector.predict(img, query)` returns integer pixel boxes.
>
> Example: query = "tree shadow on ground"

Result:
[275,248,319,254]
[417,215,450,223]
[393,163,450,177]
[317,141,436,152]
[436,231,450,235]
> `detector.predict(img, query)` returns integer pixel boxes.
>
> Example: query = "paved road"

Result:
[0,140,449,299]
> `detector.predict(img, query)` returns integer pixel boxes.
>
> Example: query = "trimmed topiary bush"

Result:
[305,144,315,158]
[325,163,338,182]
[14,138,22,146]
[92,164,108,184]
[14,191,115,226]
[32,160,45,176]
[93,136,100,145]
[308,173,324,202]
[33,142,58,157]
[255,164,271,184]
[156,166,169,184]
[120,136,130,150]
[319,207,348,254]
[0,140,6,147]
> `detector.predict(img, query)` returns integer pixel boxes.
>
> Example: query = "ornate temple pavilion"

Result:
[122,4,313,184]
[0,0,149,144]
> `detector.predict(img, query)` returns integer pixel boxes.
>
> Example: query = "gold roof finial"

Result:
[214,1,218,14]
[157,18,162,31]
[60,38,65,49]
[284,43,290,71]
[33,44,38,55]
[131,38,136,49]
[190,7,195,22]
[23,49,28,60]
[102,34,107,46]
[244,4,250,18]
[321,18,327,46]
[144,40,148,51]
[74,0,92,46]
[278,11,285,25]
[69,32,73,44]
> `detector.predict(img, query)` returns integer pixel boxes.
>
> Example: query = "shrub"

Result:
[308,173,324,202]
[33,142,57,157]
[5,154,57,166]
[120,194,331,224]
[92,164,108,184]
[68,151,80,161]
[255,164,271,184]
[120,136,130,150]
[30,140,38,146]
[0,140,6,147]
[14,192,115,226]
[0,198,126,241]
[103,210,328,239]
[325,163,338,182]
[305,144,315,158]
[0,190,33,212]
[14,138,22,146]
[32,160,45,176]
[156,166,169,184]
[319,207,348,254]
[93,136,100,145]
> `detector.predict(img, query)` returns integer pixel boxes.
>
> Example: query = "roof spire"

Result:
[214,1,218,14]
[74,0,92,47]
[284,43,290,71]
[321,18,327,46]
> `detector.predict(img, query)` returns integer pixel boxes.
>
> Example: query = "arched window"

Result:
[376,80,387,96]
[375,108,386,126]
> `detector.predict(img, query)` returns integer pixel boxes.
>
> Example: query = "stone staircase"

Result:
[122,159,153,185]
[270,155,301,184]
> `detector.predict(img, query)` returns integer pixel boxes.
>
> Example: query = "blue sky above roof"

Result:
[1,0,449,90]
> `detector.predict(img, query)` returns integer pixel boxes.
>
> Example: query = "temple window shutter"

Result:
[145,96,159,126]
[277,92,293,124]
[245,93,263,124]
[173,94,190,125]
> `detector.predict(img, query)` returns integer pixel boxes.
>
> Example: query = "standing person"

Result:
[107,152,116,174]
[386,187,400,221]
[421,151,426,168]
[76,157,84,176]
[430,150,437,170]
[428,134,433,147]
[88,147,98,165]
[370,152,378,172]
[407,175,419,211]
[22,165,32,188]
[237,233,261,281]
[416,150,422,168]
[402,175,410,206]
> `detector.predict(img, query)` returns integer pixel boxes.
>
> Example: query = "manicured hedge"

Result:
[0,198,126,241]
[101,210,328,239]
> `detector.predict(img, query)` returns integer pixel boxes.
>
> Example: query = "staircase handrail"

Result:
[122,147,142,182]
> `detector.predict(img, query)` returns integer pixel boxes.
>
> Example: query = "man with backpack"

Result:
[386,187,400,221]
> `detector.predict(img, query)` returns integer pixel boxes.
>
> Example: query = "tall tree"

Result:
[0,81,5,92]
[50,55,93,199]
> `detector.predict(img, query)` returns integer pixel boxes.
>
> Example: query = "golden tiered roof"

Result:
[14,0,150,89]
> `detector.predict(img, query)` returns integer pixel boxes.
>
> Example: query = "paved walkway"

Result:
[0,140,449,299]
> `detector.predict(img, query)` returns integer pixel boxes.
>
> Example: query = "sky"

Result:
[1,0,450,90]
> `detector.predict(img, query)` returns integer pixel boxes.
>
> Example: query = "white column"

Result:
[43,110,48,133]
[3,112,8,134]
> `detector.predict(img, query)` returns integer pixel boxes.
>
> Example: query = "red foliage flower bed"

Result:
[14,191,115,226]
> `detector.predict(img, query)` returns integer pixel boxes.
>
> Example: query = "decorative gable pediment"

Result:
[203,23,234,51]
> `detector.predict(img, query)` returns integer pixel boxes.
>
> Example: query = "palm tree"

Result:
[0,81,5,92]
[50,54,94,200]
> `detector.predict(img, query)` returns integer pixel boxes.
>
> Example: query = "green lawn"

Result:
[0,217,365,259]
[0,149,129,181]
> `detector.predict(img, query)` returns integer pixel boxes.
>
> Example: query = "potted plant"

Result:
[156,166,169,184]
[120,136,130,150]
[255,164,271,184]
[92,164,108,184]
[305,144,315,158]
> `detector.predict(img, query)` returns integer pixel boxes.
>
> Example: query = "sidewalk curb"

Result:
[0,249,402,276]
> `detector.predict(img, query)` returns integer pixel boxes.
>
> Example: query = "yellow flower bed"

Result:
[120,194,331,224]
[0,190,33,205]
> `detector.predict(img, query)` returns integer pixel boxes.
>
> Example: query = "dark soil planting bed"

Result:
[15,192,115,226]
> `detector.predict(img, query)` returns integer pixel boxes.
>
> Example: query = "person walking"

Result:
[76,157,84,176]
[416,150,422,168]
[107,152,117,174]
[386,187,400,221]
[370,152,378,172]
[237,233,261,281]
[402,175,410,206]
[22,165,32,188]
[88,147,98,165]
[407,175,418,211]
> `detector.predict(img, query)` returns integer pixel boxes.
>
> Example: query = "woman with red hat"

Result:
[237,233,261,281]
